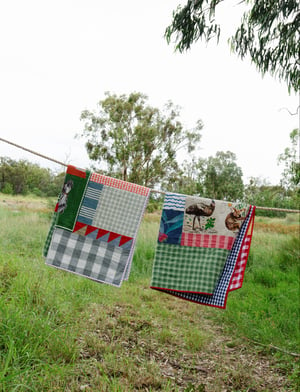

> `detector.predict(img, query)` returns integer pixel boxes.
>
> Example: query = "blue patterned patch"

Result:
[159,209,184,245]
[77,181,103,225]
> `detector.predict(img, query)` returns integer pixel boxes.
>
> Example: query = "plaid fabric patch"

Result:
[229,212,255,291]
[44,166,150,286]
[92,186,147,238]
[43,210,59,257]
[153,206,255,308]
[46,228,130,287]
[151,243,229,294]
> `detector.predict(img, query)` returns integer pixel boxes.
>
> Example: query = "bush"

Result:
[1,183,13,195]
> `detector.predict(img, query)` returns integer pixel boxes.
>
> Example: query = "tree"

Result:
[166,151,244,201]
[163,158,203,195]
[165,0,300,92]
[278,128,300,189]
[0,157,64,196]
[199,151,244,201]
[244,177,294,216]
[79,92,203,187]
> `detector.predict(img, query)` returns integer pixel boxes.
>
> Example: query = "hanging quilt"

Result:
[150,192,255,308]
[44,166,150,287]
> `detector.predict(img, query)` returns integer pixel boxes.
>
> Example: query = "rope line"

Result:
[0,136,299,213]
[0,137,68,167]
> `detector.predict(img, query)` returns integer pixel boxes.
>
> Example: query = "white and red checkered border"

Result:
[180,232,235,250]
[90,173,150,196]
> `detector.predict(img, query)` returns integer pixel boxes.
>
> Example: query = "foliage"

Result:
[168,151,244,201]
[244,177,299,217]
[278,128,300,189]
[1,182,13,195]
[163,158,203,195]
[0,157,64,196]
[165,0,300,92]
[79,92,203,187]
[199,151,244,200]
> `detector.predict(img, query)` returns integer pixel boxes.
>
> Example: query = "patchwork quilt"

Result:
[150,192,255,308]
[44,166,150,286]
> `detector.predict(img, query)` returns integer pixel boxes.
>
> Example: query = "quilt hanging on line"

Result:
[44,165,150,287]
[150,192,255,308]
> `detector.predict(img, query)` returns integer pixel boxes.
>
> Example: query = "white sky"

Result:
[0,0,298,185]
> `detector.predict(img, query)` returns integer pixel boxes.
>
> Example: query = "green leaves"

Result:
[278,128,300,189]
[166,0,300,92]
[78,92,203,188]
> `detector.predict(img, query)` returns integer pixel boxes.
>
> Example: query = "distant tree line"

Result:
[0,157,65,197]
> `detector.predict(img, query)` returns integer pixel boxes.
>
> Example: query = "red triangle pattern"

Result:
[85,225,98,235]
[96,228,110,239]
[108,232,120,242]
[73,222,133,247]
[119,235,133,246]
[73,221,86,232]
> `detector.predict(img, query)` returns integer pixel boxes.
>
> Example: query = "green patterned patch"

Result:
[43,210,59,257]
[151,242,229,295]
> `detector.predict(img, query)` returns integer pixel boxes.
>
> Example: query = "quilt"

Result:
[150,192,255,308]
[44,166,150,287]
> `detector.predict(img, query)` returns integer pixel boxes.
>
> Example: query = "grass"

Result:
[208,230,300,350]
[0,195,299,391]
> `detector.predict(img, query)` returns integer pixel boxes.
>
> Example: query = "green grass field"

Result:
[0,196,299,391]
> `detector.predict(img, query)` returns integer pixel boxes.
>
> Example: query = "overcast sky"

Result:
[0,0,298,186]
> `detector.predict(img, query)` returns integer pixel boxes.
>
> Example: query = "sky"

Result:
[0,0,298,186]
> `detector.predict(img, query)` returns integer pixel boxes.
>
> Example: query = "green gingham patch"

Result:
[151,242,229,295]
[150,192,251,297]
[43,210,59,257]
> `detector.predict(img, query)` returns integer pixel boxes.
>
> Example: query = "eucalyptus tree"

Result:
[79,92,203,188]
[166,0,299,93]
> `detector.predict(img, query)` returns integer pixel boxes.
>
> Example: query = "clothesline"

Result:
[1,136,299,213]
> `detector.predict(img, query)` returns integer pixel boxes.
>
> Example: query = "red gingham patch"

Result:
[90,173,150,196]
[180,233,234,250]
[229,236,251,291]
[229,211,255,291]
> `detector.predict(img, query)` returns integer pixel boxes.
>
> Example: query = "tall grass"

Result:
[208,228,300,353]
[0,202,299,391]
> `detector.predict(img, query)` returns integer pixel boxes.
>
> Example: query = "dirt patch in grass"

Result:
[72,298,294,392]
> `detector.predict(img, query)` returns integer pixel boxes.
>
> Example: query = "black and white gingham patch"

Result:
[46,228,131,287]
